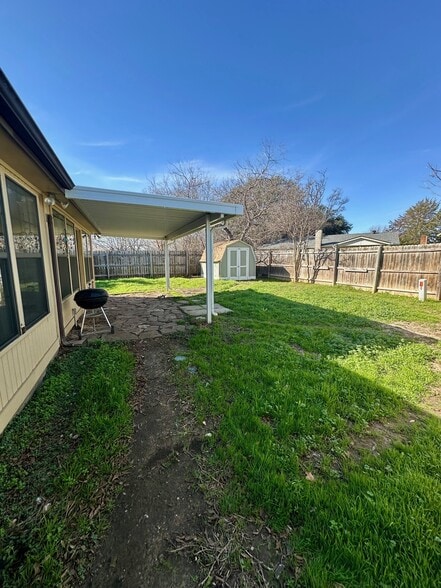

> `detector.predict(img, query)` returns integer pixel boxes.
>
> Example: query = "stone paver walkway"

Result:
[71,293,189,342]
[68,293,232,343]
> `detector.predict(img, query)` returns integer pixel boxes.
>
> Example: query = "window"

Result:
[66,222,79,291]
[82,233,93,283]
[6,178,48,328]
[0,182,19,348]
[53,211,80,298]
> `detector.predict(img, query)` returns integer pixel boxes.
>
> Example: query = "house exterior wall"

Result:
[0,313,59,433]
[0,153,92,434]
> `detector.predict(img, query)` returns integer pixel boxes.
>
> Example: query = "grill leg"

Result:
[79,309,88,338]
[100,307,114,333]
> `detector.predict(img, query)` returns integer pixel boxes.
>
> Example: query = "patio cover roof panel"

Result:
[65,186,242,240]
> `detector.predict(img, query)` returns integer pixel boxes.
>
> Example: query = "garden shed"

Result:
[200,240,256,280]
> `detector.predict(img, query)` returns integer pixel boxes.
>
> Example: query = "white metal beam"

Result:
[67,185,240,211]
[205,215,214,324]
[165,213,212,240]
[164,240,170,291]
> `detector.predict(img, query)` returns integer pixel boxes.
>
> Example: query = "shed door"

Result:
[228,247,249,280]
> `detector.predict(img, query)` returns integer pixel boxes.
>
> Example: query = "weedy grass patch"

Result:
[176,280,441,587]
[97,276,236,296]
[0,342,135,587]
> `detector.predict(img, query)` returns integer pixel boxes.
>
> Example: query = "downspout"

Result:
[47,213,70,345]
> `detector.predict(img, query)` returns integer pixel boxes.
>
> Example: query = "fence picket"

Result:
[255,244,441,299]
[93,251,201,279]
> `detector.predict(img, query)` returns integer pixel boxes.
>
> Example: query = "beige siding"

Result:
[0,313,59,433]
[0,160,91,433]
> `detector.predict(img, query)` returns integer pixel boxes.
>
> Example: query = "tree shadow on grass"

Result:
[213,288,439,355]
[187,288,441,585]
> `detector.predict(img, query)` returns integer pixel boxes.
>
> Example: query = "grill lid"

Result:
[74,288,109,309]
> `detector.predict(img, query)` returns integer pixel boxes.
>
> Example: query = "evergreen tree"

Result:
[321,214,352,235]
[389,198,441,244]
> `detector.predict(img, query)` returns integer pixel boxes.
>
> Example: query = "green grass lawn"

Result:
[0,342,135,587]
[112,277,440,587]
[6,277,438,586]
[185,281,441,587]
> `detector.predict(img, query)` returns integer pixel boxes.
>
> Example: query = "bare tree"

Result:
[220,143,289,247]
[275,171,347,280]
[428,163,441,195]
[143,147,348,265]
[147,161,214,201]
[94,236,154,253]
[146,161,218,253]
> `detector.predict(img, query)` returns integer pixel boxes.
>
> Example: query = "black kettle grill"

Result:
[74,288,114,338]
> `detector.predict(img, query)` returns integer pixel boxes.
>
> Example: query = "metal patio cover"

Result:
[65,186,243,240]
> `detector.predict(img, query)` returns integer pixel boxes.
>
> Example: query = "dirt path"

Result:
[82,338,207,588]
[81,314,441,586]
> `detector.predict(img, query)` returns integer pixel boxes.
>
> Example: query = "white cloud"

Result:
[282,94,324,111]
[150,159,235,181]
[78,140,126,147]
[104,175,145,184]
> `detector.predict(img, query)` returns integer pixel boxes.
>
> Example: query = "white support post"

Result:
[164,240,170,292]
[205,216,213,324]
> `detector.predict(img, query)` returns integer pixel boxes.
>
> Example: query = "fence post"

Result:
[372,245,383,293]
[105,252,110,279]
[185,251,189,277]
[436,267,441,300]
[332,246,339,286]
[268,251,272,278]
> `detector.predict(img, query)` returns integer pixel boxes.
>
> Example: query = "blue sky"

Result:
[2,0,441,231]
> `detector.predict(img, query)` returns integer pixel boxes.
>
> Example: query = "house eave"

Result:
[0,69,74,191]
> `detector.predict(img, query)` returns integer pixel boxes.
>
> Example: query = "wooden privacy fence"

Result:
[256,244,441,299]
[94,251,201,279]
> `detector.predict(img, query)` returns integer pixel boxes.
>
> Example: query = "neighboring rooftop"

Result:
[262,231,401,249]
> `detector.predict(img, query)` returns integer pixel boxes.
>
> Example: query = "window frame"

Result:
[53,210,81,300]
[0,177,21,349]
[82,232,94,285]
[5,176,50,329]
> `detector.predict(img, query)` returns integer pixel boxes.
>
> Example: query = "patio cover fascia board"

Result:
[65,185,243,240]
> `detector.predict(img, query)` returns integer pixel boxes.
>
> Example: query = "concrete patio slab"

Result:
[179,303,232,317]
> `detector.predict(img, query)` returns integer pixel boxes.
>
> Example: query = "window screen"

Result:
[82,233,93,283]
[66,222,79,291]
[6,178,48,328]
[53,212,71,299]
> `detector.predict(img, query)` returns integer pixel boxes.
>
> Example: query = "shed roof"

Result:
[200,240,250,262]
